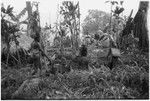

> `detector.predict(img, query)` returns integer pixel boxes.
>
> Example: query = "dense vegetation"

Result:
[1,1,149,100]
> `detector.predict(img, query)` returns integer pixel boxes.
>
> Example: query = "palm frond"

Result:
[16,7,27,20]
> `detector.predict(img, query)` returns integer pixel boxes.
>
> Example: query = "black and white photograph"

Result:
[1,0,149,100]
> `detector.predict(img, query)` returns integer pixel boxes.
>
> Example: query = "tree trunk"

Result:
[26,1,32,36]
[133,1,149,52]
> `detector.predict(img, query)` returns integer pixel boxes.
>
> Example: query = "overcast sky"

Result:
[1,0,140,27]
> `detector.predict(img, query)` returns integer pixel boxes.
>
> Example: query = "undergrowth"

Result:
[1,45,149,99]
[1,58,149,99]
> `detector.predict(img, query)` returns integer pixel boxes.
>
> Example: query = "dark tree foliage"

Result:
[113,6,124,16]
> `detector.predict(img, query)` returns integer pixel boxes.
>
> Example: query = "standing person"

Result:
[30,36,42,75]
[108,34,120,70]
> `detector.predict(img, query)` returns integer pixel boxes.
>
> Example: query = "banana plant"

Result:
[60,1,80,54]
[1,5,21,66]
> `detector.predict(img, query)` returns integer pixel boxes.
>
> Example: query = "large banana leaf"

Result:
[7,33,33,54]
[17,32,33,50]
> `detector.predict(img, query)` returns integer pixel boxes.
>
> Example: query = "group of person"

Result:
[28,27,120,76]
